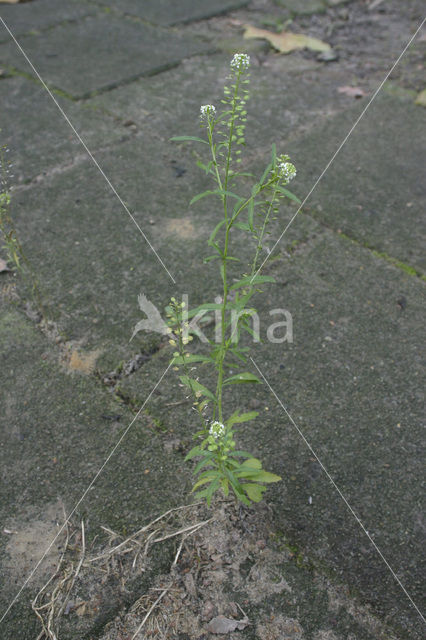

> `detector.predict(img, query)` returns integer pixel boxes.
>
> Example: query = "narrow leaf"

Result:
[184,446,203,462]
[190,190,215,205]
[209,219,226,244]
[223,372,261,385]
[192,476,216,491]
[170,135,208,144]
[171,354,212,365]
[226,411,259,427]
[179,376,216,401]
[230,274,275,290]
[194,455,215,474]
[274,184,301,204]
[234,221,251,231]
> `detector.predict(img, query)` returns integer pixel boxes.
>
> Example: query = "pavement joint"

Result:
[303,209,426,279]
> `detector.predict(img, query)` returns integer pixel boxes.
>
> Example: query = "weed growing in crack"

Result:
[134,54,299,506]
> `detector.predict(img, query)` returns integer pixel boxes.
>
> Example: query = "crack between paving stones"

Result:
[303,208,425,279]
[0,9,97,47]
[10,132,137,190]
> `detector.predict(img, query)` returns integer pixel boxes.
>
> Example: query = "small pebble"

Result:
[317,49,339,62]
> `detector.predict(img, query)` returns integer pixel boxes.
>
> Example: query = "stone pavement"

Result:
[0,0,425,638]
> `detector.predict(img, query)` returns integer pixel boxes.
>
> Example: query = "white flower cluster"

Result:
[230,53,250,72]
[277,154,296,183]
[209,421,226,439]
[200,104,216,119]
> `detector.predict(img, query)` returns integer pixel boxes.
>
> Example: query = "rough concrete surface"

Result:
[0,0,425,638]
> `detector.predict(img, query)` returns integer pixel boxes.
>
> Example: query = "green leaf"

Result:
[248,196,255,231]
[236,469,282,483]
[229,347,247,363]
[195,478,221,506]
[242,323,260,341]
[231,485,251,505]
[171,354,212,365]
[220,476,229,497]
[244,483,267,502]
[240,457,262,469]
[226,411,259,428]
[194,454,215,474]
[208,240,223,256]
[205,160,214,175]
[234,222,251,231]
[184,445,203,462]
[203,255,220,263]
[197,469,221,480]
[192,475,217,491]
[232,171,255,178]
[216,189,244,202]
[190,190,216,205]
[223,372,261,385]
[170,135,208,145]
[179,376,216,401]
[206,478,221,506]
[259,161,273,186]
[229,274,275,290]
[209,219,226,245]
[224,468,244,493]
[274,184,301,204]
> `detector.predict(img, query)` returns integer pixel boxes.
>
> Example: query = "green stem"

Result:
[215,71,241,422]
[228,177,275,229]
[251,183,279,277]
[174,311,208,432]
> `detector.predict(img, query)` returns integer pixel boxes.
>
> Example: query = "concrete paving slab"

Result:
[282,93,426,273]
[0,13,212,98]
[0,0,95,44]
[0,75,130,184]
[92,0,250,26]
[0,304,189,639]
[91,52,355,146]
[118,229,425,638]
[274,0,327,15]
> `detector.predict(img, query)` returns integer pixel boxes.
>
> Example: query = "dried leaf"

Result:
[0,0,24,4]
[206,614,249,633]
[338,85,366,98]
[0,258,11,273]
[74,601,88,616]
[243,24,331,54]
[414,89,426,107]
[368,0,385,10]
